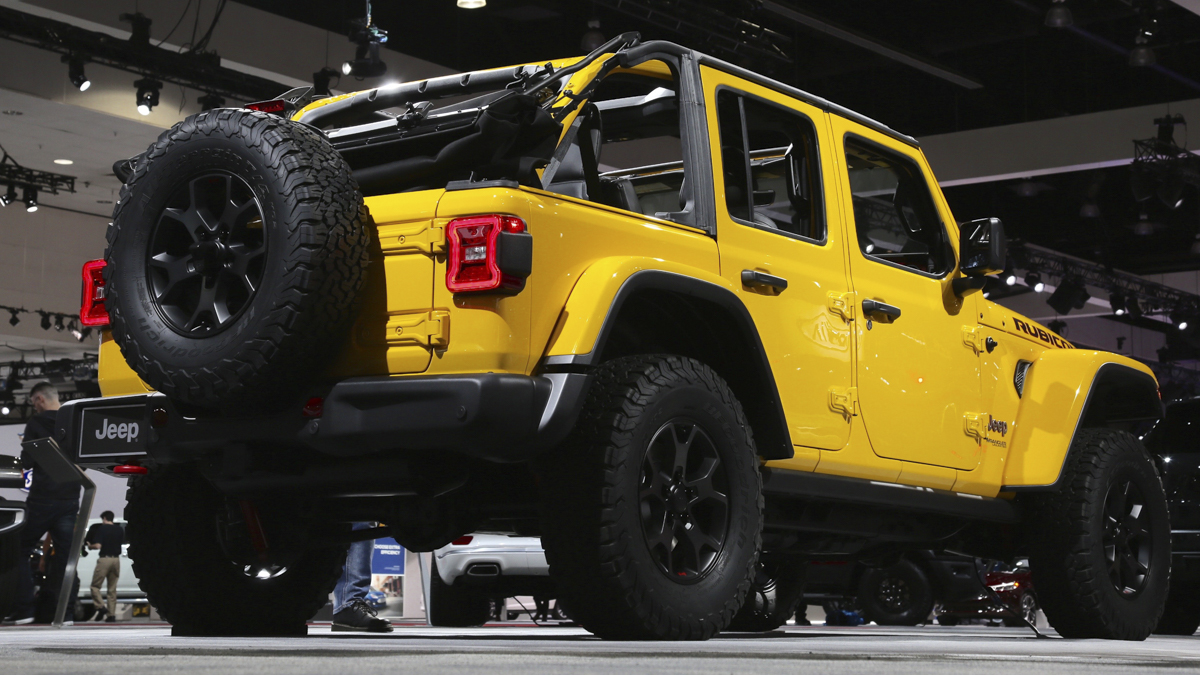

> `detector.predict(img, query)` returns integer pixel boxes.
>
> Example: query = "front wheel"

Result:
[540,355,763,640]
[125,465,348,636]
[1025,429,1171,640]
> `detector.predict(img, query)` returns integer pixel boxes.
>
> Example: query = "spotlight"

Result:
[1130,6,1158,67]
[1045,0,1073,28]
[1004,269,1017,286]
[1171,307,1191,331]
[0,405,8,416]
[457,0,486,7]
[39,312,50,330]
[1133,212,1157,236]
[581,19,605,52]
[313,66,339,96]
[23,187,37,213]
[0,184,14,207]
[198,93,225,111]
[63,53,90,92]
[69,320,83,341]
[1110,291,1127,316]
[8,309,18,326]
[135,78,162,116]
[1024,271,1045,293]
[53,314,64,331]
[1130,42,1156,67]
[342,14,389,79]
[1047,319,1068,337]
[1047,277,1090,315]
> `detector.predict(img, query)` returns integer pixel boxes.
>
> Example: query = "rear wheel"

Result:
[1003,593,1038,627]
[857,559,934,626]
[1025,429,1170,640]
[125,465,347,636]
[540,355,763,640]
[428,557,491,627]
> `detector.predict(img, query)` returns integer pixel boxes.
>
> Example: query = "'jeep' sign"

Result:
[78,405,148,458]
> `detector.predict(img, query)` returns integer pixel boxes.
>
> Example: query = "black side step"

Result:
[762,468,1018,524]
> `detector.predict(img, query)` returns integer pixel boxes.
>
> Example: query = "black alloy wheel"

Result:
[148,173,267,337]
[1102,477,1153,598]
[875,575,912,613]
[639,419,730,583]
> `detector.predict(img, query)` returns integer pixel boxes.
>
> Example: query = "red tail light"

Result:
[446,215,532,294]
[246,99,288,114]
[451,536,474,546]
[80,259,109,327]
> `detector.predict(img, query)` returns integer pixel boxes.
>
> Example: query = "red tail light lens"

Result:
[246,99,288,114]
[446,215,532,294]
[451,536,474,546]
[80,259,109,327]
[302,397,324,418]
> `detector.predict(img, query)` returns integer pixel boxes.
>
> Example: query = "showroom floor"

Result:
[1,623,1198,674]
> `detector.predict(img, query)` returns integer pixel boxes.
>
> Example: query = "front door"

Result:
[702,66,854,452]
[830,119,982,471]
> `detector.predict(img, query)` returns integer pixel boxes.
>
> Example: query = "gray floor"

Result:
[3,623,1200,674]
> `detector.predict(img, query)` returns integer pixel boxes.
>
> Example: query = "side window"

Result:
[716,90,824,241]
[844,138,951,276]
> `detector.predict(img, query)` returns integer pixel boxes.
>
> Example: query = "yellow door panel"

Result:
[830,117,983,471]
[701,66,854,452]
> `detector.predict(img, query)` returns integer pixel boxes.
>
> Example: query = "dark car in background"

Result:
[0,454,27,620]
[1143,398,1200,635]
[805,552,1038,627]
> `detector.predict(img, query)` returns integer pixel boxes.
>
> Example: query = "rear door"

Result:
[829,117,982,471]
[701,66,854,455]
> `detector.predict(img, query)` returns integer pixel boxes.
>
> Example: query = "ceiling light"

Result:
[1002,262,1017,286]
[69,320,84,341]
[53,159,73,165]
[8,309,19,326]
[1130,35,1155,67]
[64,53,90,92]
[581,18,605,52]
[1045,0,1073,28]
[457,0,486,7]
[1047,277,1090,315]
[1133,212,1156,236]
[23,187,37,213]
[0,184,14,207]
[0,405,9,416]
[53,314,64,331]
[135,78,162,116]
[1110,291,1127,316]
[1024,272,1044,293]
[39,312,51,330]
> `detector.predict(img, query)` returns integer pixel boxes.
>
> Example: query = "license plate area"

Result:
[78,404,149,459]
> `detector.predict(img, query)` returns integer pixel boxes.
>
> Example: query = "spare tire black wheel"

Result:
[106,108,371,409]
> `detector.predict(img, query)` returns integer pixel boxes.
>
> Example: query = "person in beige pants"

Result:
[85,511,123,621]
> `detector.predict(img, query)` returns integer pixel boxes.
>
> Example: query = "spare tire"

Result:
[105,109,370,409]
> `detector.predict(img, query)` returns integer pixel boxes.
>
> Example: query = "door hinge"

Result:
[829,386,858,416]
[828,291,856,321]
[963,412,986,439]
[386,310,450,348]
[962,326,985,354]
[381,222,445,256]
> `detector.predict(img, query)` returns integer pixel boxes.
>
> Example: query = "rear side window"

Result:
[716,90,824,241]
[844,137,951,276]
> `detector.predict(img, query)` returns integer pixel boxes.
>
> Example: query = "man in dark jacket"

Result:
[4,382,79,624]
[85,511,123,622]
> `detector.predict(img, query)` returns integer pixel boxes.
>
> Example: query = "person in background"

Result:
[85,510,123,622]
[4,382,79,625]
[331,522,392,632]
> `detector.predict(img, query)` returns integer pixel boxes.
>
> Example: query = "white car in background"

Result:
[429,533,558,626]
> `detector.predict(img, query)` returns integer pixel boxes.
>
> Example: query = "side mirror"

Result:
[954,217,1007,296]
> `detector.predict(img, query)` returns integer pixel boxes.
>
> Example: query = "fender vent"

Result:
[1014,360,1033,398]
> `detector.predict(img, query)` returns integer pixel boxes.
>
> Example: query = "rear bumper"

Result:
[56,372,588,468]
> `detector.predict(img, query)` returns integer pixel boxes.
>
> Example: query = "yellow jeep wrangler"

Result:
[66,34,1166,640]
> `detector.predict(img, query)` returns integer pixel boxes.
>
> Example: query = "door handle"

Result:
[741,270,788,291]
[862,299,902,321]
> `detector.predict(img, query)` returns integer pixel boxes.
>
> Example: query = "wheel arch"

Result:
[1002,355,1161,491]
[542,263,792,460]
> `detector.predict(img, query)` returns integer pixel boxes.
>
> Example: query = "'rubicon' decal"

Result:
[1012,317,1073,349]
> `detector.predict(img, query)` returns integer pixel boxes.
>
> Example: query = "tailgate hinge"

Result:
[963,412,986,439]
[383,222,446,256]
[386,310,450,348]
[827,291,856,322]
[962,326,985,354]
[829,386,858,416]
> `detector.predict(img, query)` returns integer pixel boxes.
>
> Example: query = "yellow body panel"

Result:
[98,332,153,397]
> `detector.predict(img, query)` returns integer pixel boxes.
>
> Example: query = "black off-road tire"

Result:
[857,559,934,626]
[725,558,807,632]
[106,108,370,409]
[1025,429,1171,640]
[125,465,347,636]
[1154,566,1200,635]
[539,355,763,640]
[428,557,492,627]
